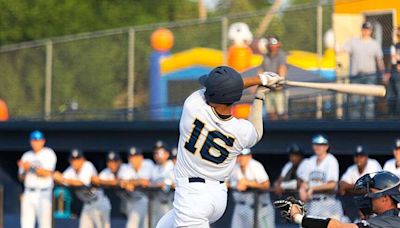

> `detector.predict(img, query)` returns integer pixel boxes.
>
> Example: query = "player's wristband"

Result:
[301,216,331,228]
[258,74,268,86]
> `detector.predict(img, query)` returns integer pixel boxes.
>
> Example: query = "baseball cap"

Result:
[354,145,367,156]
[107,151,121,161]
[240,148,252,155]
[312,134,329,145]
[266,35,279,45]
[394,139,400,149]
[154,140,168,151]
[286,143,304,156]
[362,22,373,30]
[198,66,244,104]
[171,147,178,158]
[30,130,45,141]
[70,149,84,159]
[128,146,142,156]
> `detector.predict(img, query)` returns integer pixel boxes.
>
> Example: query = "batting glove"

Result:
[258,72,284,87]
[273,196,306,222]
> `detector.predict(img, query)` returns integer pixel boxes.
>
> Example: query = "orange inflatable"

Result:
[232,103,251,119]
[227,45,253,72]
[151,28,174,52]
[0,99,9,121]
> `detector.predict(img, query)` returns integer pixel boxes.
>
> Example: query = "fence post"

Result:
[127,29,136,120]
[316,94,323,119]
[316,3,323,75]
[253,190,259,228]
[0,185,3,228]
[45,40,53,120]
[221,17,228,65]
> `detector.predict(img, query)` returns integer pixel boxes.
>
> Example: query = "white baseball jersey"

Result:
[151,160,174,185]
[230,159,271,205]
[99,168,118,181]
[383,158,400,177]
[341,159,382,184]
[303,153,339,189]
[63,161,104,203]
[18,147,57,189]
[296,158,311,181]
[118,160,154,198]
[174,89,259,181]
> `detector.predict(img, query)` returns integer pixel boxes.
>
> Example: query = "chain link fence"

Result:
[0,3,335,121]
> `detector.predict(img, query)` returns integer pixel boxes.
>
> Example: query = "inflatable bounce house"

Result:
[149,23,335,120]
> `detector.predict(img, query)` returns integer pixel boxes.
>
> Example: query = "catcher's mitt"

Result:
[273,196,306,222]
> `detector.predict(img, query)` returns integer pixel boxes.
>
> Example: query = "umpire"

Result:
[276,171,400,228]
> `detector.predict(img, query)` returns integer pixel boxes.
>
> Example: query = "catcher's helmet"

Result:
[198,66,244,104]
[354,171,400,215]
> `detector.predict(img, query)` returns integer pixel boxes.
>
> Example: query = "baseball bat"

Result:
[281,80,386,97]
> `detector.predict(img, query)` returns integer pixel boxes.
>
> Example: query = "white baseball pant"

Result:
[126,196,149,228]
[156,177,227,228]
[21,188,52,228]
[231,203,275,228]
[79,196,111,228]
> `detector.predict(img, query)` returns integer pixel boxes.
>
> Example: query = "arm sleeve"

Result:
[80,163,97,186]
[239,120,259,149]
[280,162,291,178]
[255,162,269,183]
[41,149,57,171]
[18,153,28,175]
[62,167,74,179]
[326,158,339,182]
[340,168,352,183]
[247,98,264,144]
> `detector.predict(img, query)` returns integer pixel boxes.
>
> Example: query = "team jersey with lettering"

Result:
[341,159,382,184]
[303,154,339,189]
[230,159,271,205]
[63,161,104,203]
[174,89,259,181]
[383,159,400,177]
[19,147,57,189]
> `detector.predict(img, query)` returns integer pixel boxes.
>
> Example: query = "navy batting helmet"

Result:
[354,171,400,216]
[198,66,244,104]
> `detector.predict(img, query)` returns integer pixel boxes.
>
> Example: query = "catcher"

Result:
[274,171,400,228]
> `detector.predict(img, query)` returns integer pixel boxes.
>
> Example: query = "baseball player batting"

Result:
[156,66,283,227]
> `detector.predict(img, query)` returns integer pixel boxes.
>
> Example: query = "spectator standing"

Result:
[387,26,400,115]
[274,143,304,196]
[53,149,111,228]
[229,148,275,228]
[342,22,385,119]
[383,139,400,177]
[18,130,57,228]
[258,35,288,120]
[118,147,154,228]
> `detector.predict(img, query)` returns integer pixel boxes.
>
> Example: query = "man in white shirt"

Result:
[383,139,400,177]
[53,149,111,228]
[118,147,154,228]
[229,148,275,228]
[339,145,382,195]
[298,135,345,220]
[18,130,57,228]
[151,141,175,226]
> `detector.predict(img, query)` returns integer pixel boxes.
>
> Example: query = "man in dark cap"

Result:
[383,139,400,177]
[274,143,304,196]
[342,21,385,119]
[339,145,382,196]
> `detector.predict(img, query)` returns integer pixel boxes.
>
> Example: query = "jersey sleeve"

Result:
[383,160,391,171]
[99,169,112,180]
[340,167,353,183]
[62,167,75,179]
[18,153,29,175]
[326,156,339,182]
[237,119,259,149]
[41,149,57,171]
[254,161,269,183]
[279,52,287,65]
[342,39,353,53]
[79,162,97,186]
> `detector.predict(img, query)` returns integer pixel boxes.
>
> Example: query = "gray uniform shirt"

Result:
[356,209,400,228]
[259,50,287,73]
[343,37,383,76]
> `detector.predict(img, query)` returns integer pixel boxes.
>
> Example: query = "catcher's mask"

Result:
[353,171,400,216]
